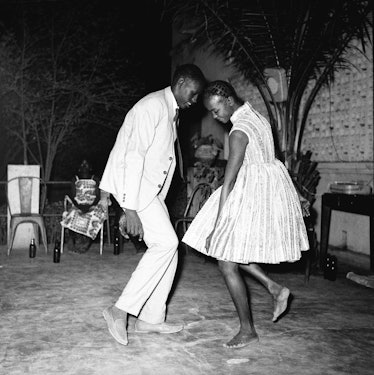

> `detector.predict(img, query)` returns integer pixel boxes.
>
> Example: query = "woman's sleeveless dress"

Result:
[182,102,309,264]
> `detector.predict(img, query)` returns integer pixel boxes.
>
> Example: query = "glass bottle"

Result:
[324,253,337,281]
[29,238,36,258]
[53,240,61,263]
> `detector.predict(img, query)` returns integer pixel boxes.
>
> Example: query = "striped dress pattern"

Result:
[182,102,309,264]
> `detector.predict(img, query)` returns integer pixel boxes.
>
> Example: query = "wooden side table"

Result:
[320,193,374,271]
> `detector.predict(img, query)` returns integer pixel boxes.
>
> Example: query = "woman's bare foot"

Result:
[223,330,259,349]
[272,287,290,322]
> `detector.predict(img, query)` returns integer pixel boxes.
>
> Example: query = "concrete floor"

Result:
[1,242,374,375]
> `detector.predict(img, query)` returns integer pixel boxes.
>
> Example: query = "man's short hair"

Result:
[171,64,205,86]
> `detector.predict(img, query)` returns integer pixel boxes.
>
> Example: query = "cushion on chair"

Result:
[61,205,106,240]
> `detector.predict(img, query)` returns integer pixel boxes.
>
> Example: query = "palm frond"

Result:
[164,0,372,162]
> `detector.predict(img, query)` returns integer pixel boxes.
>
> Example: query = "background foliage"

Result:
[165,0,372,167]
[0,0,171,181]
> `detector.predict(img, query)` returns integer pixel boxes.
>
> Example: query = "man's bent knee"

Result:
[153,233,179,254]
[167,234,179,253]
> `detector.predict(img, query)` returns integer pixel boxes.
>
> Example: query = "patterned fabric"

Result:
[74,177,97,205]
[182,102,309,264]
[61,205,106,240]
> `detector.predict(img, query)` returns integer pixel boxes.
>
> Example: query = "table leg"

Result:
[370,215,374,272]
[320,204,332,270]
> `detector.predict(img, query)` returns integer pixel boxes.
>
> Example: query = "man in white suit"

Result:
[100,64,205,345]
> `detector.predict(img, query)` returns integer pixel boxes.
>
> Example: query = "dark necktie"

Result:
[174,108,184,181]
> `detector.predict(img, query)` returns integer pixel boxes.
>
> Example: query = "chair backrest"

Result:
[6,176,46,215]
[184,182,213,218]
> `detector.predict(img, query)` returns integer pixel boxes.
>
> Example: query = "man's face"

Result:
[176,78,204,109]
[204,95,233,124]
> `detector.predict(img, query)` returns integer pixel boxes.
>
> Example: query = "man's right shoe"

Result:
[102,306,128,345]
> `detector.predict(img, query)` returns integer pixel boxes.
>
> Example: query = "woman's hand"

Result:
[98,198,109,213]
[299,196,310,217]
[98,190,111,213]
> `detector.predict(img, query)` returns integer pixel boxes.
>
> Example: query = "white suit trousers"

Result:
[115,196,179,324]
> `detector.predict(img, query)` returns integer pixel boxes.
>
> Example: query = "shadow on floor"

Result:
[0,243,373,375]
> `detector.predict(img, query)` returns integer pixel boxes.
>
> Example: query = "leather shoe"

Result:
[134,320,183,334]
[102,306,128,345]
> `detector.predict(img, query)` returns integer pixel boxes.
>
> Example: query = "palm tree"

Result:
[164,0,372,199]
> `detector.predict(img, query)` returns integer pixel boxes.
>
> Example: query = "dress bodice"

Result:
[230,102,276,164]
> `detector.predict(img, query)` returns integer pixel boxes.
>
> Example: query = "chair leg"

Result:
[106,218,111,245]
[39,223,48,254]
[100,226,104,255]
[304,226,316,284]
[60,225,65,254]
[174,219,191,255]
[7,220,17,256]
[304,250,311,284]
[182,221,189,255]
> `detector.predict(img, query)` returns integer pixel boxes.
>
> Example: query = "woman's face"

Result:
[204,95,234,124]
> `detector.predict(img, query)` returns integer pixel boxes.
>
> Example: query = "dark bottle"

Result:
[113,225,120,255]
[53,240,61,263]
[29,238,36,258]
[324,254,337,281]
[323,254,331,279]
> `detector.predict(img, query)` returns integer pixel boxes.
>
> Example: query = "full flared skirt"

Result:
[182,160,309,264]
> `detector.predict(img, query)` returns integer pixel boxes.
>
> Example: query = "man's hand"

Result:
[120,209,144,241]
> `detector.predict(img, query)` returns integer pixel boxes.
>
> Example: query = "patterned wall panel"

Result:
[301,39,373,162]
[187,35,373,164]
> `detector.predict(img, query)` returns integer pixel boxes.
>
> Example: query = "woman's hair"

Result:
[203,80,241,102]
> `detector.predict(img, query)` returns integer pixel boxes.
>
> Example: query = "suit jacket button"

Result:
[169,156,173,160]
[163,171,167,174]
[158,184,162,188]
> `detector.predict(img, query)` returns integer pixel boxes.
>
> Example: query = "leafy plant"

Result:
[193,161,225,190]
[0,3,145,187]
[191,133,223,155]
[164,0,372,175]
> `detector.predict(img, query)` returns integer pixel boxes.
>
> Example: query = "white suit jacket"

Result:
[100,87,178,211]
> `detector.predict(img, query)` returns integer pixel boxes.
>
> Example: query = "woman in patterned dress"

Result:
[182,81,310,349]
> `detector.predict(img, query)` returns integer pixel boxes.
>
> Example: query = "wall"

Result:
[300,38,373,258]
[171,43,266,155]
[172,28,373,260]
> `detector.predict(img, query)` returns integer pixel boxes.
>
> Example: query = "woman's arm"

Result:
[206,130,248,249]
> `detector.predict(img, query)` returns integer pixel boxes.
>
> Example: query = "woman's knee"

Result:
[218,260,238,277]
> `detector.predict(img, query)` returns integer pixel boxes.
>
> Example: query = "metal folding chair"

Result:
[7,176,48,255]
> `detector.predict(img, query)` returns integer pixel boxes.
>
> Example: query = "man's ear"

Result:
[176,77,185,88]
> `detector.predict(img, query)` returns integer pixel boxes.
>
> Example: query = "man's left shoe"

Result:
[134,320,183,334]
